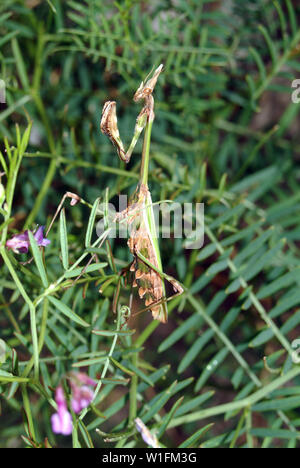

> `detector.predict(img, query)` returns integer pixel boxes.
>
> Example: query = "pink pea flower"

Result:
[51,386,73,436]
[71,385,95,413]
[6,226,50,254]
[51,373,97,436]
[69,372,96,414]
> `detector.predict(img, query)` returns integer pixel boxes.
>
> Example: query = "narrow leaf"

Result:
[49,296,90,327]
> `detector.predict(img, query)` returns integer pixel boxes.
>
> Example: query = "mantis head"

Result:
[133,64,164,102]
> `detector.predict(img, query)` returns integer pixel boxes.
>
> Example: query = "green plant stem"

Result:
[21,384,36,441]
[24,25,58,229]
[32,22,45,92]
[0,292,21,334]
[229,409,246,448]
[79,307,123,421]
[34,228,110,307]
[0,247,39,380]
[205,226,294,356]
[169,365,300,428]
[253,28,300,101]
[187,292,261,387]
[129,351,138,424]
[140,119,153,186]
[12,33,57,230]
[245,406,254,448]
[24,97,57,229]
[22,298,49,378]
[1,138,27,245]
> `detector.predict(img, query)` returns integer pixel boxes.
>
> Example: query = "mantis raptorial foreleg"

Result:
[100,64,163,164]
[101,102,147,163]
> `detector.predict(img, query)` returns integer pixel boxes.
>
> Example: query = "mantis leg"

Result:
[101,102,147,164]
[100,65,164,164]
[130,284,184,320]
[136,250,184,295]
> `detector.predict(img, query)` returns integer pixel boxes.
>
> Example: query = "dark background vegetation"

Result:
[0,0,300,448]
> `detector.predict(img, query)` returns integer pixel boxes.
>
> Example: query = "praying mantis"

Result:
[23,65,184,324]
[100,64,184,323]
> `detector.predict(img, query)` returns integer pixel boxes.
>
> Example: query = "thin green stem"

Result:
[253,28,300,101]
[129,351,138,424]
[12,30,58,230]
[79,307,123,421]
[1,134,29,245]
[0,292,21,334]
[22,298,49,378]
[0,247,39,379]
[205,226,294,356]
[140,120,153,186]
[21,384,36,441]
[32,22,45,92]
[24,25,57,228]
[24,140,57,228]
[169,366,300,428]
[245,407,254,448]
[230,409,246,448]
[187,292,261,387]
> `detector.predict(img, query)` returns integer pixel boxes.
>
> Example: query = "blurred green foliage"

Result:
[0,0,300,448]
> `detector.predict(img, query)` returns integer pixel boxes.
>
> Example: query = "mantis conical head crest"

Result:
[133,64,164,102]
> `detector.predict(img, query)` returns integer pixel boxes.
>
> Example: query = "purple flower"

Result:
[51,386,73,436]
[75,372,97,387]
[71,385,95,413]
[6,226,50,254]
[51,373,96,436]
[69,372,96,414]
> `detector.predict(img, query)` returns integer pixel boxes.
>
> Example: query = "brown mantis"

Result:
[100,64,184,323]
[24,65,184,324]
